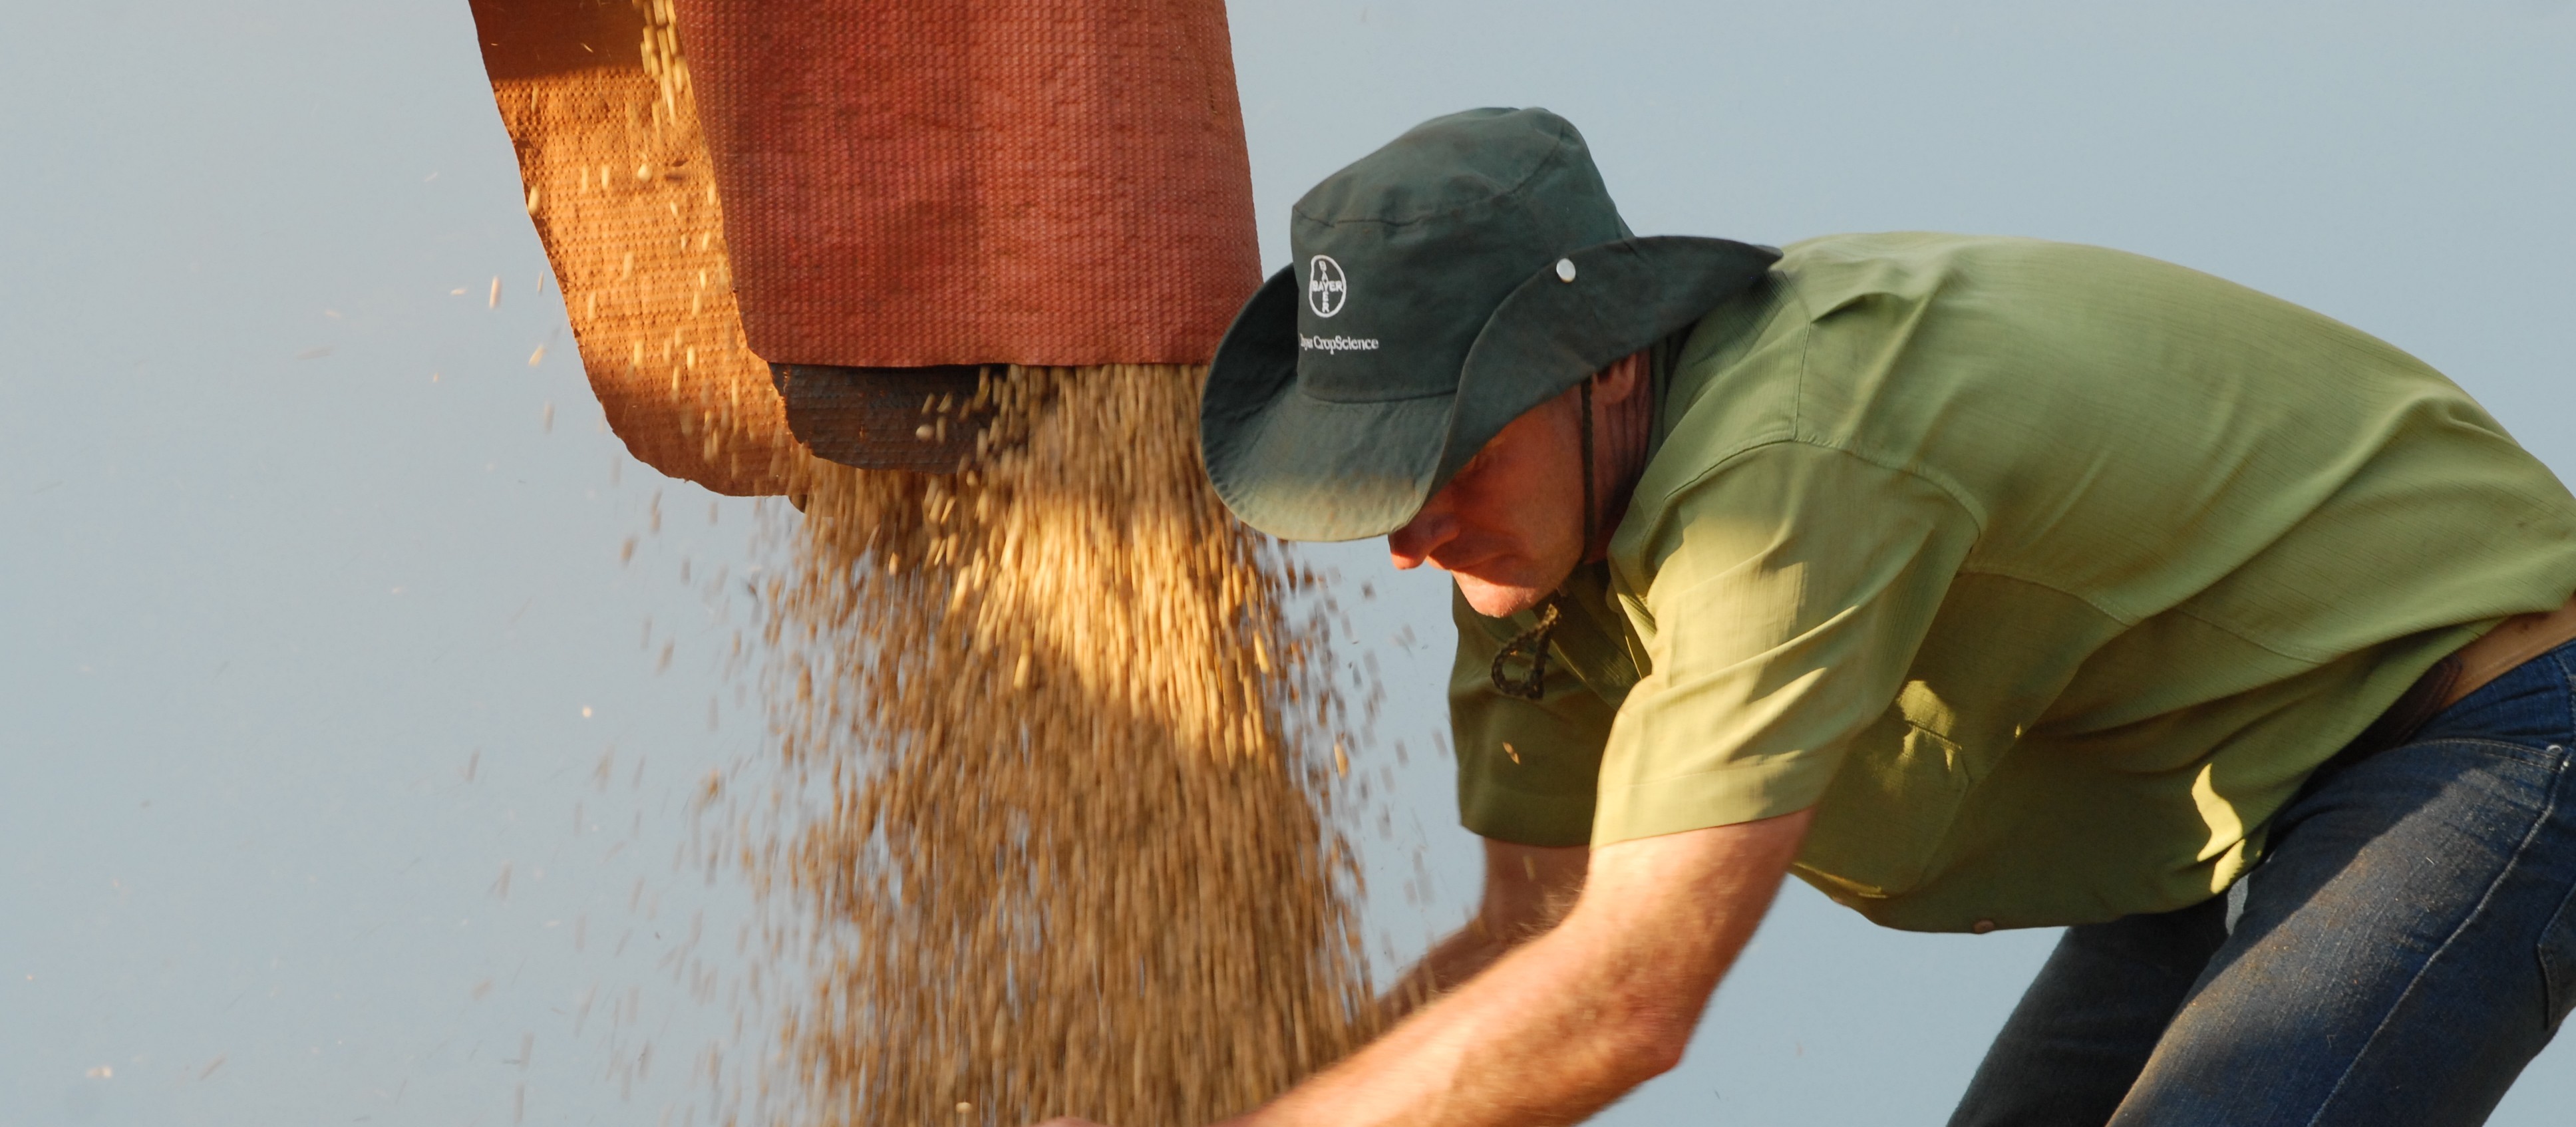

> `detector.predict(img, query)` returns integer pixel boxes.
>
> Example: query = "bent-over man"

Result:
[1098,106,2576,1127]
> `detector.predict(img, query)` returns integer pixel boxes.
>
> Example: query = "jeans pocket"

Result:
[2542,879,2576,1033]
[2540,741,2576,1033]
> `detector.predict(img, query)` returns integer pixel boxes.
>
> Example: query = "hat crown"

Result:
[1285,108,1627,404]
[1295,108,1577,224]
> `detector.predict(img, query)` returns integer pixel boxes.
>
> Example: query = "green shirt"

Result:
[1451,232,2576,932]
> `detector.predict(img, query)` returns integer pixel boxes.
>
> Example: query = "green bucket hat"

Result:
[1200,106,1781,542]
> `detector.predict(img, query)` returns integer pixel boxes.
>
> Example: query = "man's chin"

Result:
[1452,573,1557,619]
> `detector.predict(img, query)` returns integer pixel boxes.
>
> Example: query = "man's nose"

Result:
[1386,507,1457,570]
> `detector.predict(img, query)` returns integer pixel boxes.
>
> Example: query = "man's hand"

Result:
[1231,808,1813,1127]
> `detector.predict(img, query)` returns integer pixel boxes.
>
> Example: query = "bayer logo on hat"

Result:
[1307,255,1347,317]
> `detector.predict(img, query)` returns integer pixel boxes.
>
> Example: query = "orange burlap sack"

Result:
[669,0,1263,369]
[469,0,809,495]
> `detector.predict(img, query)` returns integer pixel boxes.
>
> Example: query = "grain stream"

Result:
[742,365,1376,1126]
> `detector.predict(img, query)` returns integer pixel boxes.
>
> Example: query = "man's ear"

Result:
[1593,349,1650,402]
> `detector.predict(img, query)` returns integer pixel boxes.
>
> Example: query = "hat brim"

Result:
[1201,236,1780,542]
[1201,266,1452,540]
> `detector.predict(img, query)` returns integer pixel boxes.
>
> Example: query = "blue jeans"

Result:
[1949,640,2576,1126]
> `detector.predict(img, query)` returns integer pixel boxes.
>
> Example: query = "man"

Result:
[1190,107,2576,1125]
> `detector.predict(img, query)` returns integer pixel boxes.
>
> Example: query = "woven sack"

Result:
[669,0,1263,369]
[468,0,808,494]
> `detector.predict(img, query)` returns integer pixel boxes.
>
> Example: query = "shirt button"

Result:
[1972,919,1997,935]
[1555,257,1577,282]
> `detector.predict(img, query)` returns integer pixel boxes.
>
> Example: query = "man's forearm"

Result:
[1249,908,1698,1127]
[1231,810,1812,1127]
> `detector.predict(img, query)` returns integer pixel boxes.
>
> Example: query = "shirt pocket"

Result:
[1793,713,1974,901]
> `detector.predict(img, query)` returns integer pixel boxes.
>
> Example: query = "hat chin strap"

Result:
[1580,377,1596,548]
[1489,378,1593,701]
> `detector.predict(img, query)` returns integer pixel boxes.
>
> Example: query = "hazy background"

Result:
[5,2,2571,1124]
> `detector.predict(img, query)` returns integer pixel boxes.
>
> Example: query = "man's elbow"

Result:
[1599,993,1698,1082]
[1635,1016,1695,1079]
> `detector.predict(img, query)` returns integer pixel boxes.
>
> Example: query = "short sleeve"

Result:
[1448,587,1616,847]
[1593,440,1979,846]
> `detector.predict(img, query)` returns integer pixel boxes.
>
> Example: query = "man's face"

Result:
[1386,387,1585,618]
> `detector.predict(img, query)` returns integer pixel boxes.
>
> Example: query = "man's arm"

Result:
[1376,838,1590,1025]
[1236,808,1812,1127]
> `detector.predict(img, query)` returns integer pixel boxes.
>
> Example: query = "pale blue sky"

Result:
[5,3,2572,1124]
